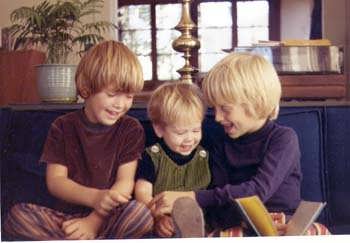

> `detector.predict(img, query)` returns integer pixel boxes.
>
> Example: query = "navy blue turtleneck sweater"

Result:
[196,120,302,215]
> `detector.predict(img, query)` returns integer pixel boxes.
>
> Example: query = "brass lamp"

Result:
[172,0,200,83]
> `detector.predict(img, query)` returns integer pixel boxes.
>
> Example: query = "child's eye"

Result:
[126,94,134,99]
[173,130,186,135]
[106,92,116,97]
[221,105,232,112]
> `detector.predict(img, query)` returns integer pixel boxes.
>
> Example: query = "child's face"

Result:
[155,120,202,156]
[214,103,266,139]
[84,88,134,126]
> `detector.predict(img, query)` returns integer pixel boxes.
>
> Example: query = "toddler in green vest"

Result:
[135,82,210,237]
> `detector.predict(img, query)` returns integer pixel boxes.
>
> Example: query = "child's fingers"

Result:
[149,193,162,209]
[101,197,118,211]
[156,221,174,237]
[62,218,78,231]
[65,229,84,240]
[110,191,130,203]
[270,212,286,224]
[62,220,79,236]
[276,223,288,236]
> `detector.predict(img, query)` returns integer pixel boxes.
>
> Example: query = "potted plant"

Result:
[8,0,117,103]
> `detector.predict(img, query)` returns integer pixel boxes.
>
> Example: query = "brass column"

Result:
[172,0,200,83]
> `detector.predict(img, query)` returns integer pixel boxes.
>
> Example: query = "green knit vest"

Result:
[146,143,211,196]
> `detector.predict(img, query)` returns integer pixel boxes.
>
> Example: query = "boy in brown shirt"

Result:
[4,41,153,240]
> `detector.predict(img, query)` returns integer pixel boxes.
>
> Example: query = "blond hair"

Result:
[148,82,206,126]
[202,52,281,120]
[76,40,144,98]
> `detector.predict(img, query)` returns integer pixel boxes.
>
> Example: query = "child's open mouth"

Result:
[106,109,121,119]
[223,123,237,135]
[180,145,193,153]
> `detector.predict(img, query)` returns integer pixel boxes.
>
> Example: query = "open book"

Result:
[234,195,326,236]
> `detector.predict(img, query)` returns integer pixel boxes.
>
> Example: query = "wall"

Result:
[0,0,117,63]
[280,0,314,39]
[323,0,350,98]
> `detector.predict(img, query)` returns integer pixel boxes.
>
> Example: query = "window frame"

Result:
[118,0,280,90]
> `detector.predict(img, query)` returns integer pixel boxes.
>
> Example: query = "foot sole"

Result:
[172,197,205,238]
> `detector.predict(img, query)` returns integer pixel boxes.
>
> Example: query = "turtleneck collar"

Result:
[226,120,274,144]
[158,139,196,166]
[78,108,116,133]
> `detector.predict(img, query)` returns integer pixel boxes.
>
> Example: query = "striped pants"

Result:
[216,212,331,237]
[3,200,154,240]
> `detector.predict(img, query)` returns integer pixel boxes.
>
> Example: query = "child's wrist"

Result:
[89,211,105,223]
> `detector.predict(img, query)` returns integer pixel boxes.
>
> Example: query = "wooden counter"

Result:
[0,50,45,106]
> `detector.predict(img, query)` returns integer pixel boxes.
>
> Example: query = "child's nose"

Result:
[113,97,126,110]
[184,133,194,143]
[215,109,224,122]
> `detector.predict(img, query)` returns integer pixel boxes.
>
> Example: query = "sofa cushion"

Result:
[4,110,67,176]
[277,108,328,224]
[325,107,350,231]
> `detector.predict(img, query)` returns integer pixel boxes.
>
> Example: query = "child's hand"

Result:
[62,214,101,240]
[270,212,287,236]
[154,214,175,238]
[94,189,130,216]
[149,191,195,216]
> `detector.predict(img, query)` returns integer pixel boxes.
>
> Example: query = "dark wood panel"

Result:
[0,50,46,106]
[280,74,347,100]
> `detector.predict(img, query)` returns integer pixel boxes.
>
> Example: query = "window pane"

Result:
[198,28,232,52]
[237,1,268,27]
[199,53,228,72]
[119,5,152,81]
[237,27,269,46]
[156,4,183,80]
[198,1,232,73]
[237,1,269,46]
[121,30,151,55]
[156,4,182,29]
[138,55,152,81]
[198,2,232,27]
[119,5,150,30]
[157,30,181,54]
[157,54,183,80]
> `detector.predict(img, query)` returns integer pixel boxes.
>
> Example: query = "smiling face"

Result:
[154,120,202,156]
[84,87,134,126]
[214,103,266,139]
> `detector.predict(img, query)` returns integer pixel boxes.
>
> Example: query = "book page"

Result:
[235,196,278,236]
[285,200,326,236]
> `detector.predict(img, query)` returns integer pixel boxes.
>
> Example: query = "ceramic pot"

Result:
[36,64,77,103]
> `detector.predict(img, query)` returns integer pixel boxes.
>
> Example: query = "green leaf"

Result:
[7,0,115,64]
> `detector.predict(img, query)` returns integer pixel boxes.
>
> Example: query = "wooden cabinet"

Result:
[280,74,347,100]
[0,50,45,106]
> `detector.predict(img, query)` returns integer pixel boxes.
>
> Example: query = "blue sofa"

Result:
[1,104,350,239]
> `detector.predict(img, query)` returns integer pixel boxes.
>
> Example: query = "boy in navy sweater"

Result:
[150,52,330,236]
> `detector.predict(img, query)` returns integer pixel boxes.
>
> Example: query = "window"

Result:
[118,0,280,85]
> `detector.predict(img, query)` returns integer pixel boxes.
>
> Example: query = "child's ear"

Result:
[153,124,164,138]
[79,86,90,99]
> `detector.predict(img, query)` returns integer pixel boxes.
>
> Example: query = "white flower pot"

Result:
[36,64,77,103]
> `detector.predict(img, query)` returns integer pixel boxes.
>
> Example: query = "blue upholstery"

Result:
[278,109,328,224]
[324,107,350,233]
[1,106,350,238]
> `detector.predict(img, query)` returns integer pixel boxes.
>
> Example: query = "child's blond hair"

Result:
[202,52,281,120]
[75,40,144,98]
[148,82,206,126]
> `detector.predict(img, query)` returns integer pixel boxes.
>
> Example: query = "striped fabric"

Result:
[234,46,342,74]
[217,212,331,237]
[3,200,153,240]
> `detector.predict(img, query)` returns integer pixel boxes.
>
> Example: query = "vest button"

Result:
[151,145,160,153]
[199,150,207,158]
